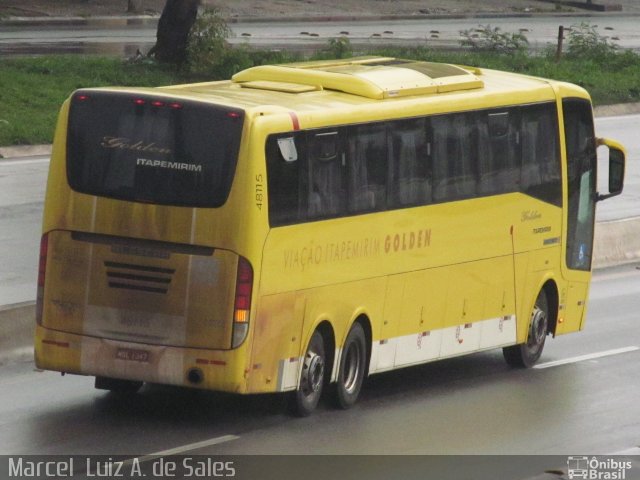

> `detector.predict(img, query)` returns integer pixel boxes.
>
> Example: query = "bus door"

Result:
[560,98,597,333]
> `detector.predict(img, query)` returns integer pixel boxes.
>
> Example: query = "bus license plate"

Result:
[116,348,150,363]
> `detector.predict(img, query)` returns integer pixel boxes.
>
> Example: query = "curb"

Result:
[224,11,640,23]
[0,144,51,159]
[593,103,640,117]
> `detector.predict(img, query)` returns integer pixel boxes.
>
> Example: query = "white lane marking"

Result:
[534,346,639,369]
[128,435,240,464]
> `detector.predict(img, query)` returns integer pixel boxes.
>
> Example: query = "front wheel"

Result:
[291,331,326,416]
[503,290,549,368]
[335,322,367,409]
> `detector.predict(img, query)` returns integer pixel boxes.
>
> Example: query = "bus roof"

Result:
[102,57,587,119]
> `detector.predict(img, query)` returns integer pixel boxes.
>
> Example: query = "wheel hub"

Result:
[302,351,324,395]
[528,306,547,347]
[343,344,361,393]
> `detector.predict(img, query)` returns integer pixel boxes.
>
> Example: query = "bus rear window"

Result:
[67,91,244,207]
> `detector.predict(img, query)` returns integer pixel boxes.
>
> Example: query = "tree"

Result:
[150,0,200,64]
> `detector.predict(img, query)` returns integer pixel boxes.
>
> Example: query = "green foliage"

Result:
[565,22,618,61]
[184,8,302,79]
[370,45,640,106]
[3,37,640,146]
[0,56,182,146]
[322,37,353,59]
[460,25,529,55]
[186,7,234,76]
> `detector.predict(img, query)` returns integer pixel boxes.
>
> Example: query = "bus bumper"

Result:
[34,324,253,394]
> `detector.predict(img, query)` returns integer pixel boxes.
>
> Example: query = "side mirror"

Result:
[608,148,624,195]
[596,138,626,201]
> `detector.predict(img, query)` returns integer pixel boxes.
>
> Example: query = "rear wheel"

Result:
[335,322,367,409]
[292,331,326,416]
[95,376,143,394]
[503,290,549,368]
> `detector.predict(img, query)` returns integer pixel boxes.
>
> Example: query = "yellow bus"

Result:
[35,57,625,415]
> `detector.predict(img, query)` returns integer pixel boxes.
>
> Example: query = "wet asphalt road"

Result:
[0,262,639,459]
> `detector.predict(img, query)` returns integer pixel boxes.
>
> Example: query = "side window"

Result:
[307,130,347,219]
[521,104,562,206]
[389,118,432,207]
[432,113,477,202]
[563,99,597,270]
[266,103,564,228]
[478,109,520,195]
[347,123,388,213]
[266,134,307,226]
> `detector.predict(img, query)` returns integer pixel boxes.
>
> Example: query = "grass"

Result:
[371,46,640,105]
[0,56,186,146]
[1,46,640,146]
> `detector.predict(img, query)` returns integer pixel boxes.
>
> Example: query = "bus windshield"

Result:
[66,91,244,208]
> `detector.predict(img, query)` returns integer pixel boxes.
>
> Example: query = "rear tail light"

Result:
[232,256,253,348]
[132,97,183,109]
[36,234,49,326]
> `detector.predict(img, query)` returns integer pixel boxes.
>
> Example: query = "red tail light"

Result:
[132,98,183,110]
[234,257,253,322]
[36,234,49,325]
[232,257,253,347]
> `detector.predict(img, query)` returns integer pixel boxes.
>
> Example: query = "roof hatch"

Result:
[232,57,484,99]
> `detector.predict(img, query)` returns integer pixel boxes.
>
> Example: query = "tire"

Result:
[335,322,367,409]
[503,290,549,368]
[95,376,143,394]
[292,331,326,416]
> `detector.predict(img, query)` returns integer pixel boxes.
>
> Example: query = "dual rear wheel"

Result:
[294,288,551,416]
[292,322,367,416]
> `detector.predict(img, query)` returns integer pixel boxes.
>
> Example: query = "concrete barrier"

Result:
[593,216,640,269]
